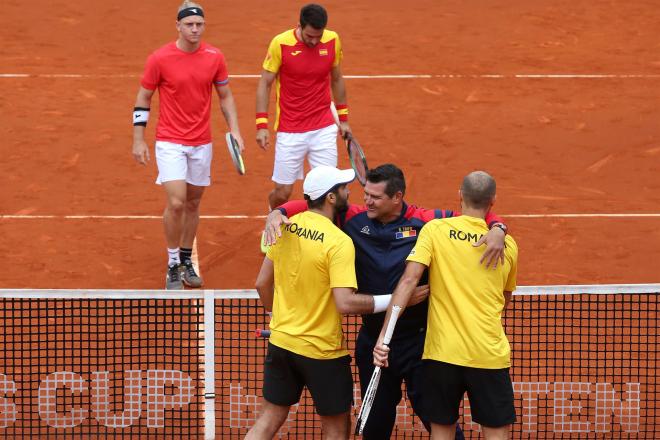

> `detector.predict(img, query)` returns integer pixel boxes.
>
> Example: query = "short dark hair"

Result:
[461,171,496,209]
[366,164,406,197]
[305,183,342,209]
[300,4,328,29]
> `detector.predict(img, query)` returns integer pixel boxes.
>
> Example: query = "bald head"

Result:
[460,171,496,210]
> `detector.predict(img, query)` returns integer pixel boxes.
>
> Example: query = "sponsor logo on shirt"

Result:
[290,50,302,56]
[318,48,328,56]
[284,222,325,243]
[449,229,483,243]
[395,227,417,239]
[360,226,370,235]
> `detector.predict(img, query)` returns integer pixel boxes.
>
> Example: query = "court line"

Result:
[2,73,660,79]
[2,213,660,220]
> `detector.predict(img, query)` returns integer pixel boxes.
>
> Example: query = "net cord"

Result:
[1,284,658,299]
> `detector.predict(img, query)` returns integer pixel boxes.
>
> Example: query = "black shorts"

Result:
[263,342,353,416]
[422,360,516,428]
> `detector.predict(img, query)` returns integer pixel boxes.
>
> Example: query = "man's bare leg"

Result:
[244,401,290,439]
[268,183,294,210]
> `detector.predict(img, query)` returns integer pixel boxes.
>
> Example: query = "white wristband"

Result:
[133,109,150,126]
[373,294,392,313]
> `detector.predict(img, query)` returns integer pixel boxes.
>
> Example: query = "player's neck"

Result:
[310,205,335,222]
[461,204,488,219]
[176,38,201,53]
[377,206,403,224]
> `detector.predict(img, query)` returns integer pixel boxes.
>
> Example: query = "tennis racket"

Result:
[330,102,369,186]
[225,132,246,175]
[355,305,402,435]
[344,133,368,186]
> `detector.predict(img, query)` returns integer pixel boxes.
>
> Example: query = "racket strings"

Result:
[347,139,368,185]
[356,367,381,434]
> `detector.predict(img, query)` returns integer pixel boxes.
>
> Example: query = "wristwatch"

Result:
[492,223,508,234]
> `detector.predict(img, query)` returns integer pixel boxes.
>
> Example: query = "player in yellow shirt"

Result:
[248,166,415,439]
[373,171,518,440]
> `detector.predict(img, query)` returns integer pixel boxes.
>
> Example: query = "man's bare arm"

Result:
[215,84,244,151]
[256,70,277,149]
[373,262,427,367]
[330,64,351,137]
[132,87,155,165]
[333,287,377,315]
[255,257,275,312]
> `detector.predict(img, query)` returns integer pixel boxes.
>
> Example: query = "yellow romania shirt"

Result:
[266,211,357,359]
[407,215,518,369]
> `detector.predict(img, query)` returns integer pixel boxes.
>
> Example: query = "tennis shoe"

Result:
[165,263,183,290]
[180,261,203,288]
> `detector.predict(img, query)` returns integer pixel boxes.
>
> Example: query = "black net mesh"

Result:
[0,290,657,438]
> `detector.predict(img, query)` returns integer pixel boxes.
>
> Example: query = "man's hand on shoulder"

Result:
[473,225,506,269]
[264,209,291,246]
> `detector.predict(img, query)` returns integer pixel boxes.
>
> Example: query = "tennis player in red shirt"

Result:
[131,1,244,289]
[256,4,351,210]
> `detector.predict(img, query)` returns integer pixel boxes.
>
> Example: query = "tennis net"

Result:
[0,285,657,438]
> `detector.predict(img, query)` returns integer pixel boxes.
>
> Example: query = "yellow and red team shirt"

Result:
[266,211,357,359]
[407,216,518,369]
[141,41,229,146]
[262,29,342,133]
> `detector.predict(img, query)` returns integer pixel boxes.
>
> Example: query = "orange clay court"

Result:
[0,0,659,438]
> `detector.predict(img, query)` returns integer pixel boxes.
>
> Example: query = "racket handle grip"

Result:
[255,329,271,338]
[382,305,401,345]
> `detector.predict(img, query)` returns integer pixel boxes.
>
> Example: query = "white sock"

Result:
[167,248,180,266]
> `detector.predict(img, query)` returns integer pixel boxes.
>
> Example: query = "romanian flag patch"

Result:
[395,230,417,239]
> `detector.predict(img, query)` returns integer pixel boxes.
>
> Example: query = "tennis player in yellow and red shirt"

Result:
[256,3,351,210]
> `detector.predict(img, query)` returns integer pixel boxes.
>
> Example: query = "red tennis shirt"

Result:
[141,41,229,146]
[262,29,342,133]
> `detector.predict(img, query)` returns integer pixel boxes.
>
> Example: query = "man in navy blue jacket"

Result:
[264,164,507,439]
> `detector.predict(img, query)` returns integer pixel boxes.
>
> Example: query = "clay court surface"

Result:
[1,1,659,439]
[2,0,660,289]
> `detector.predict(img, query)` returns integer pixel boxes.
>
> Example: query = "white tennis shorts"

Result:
[155,141,213,186]
[272,124,338,184]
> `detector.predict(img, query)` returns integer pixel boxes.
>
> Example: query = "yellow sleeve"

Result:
[328,235,357,289]
[265,235,278,261]
[333,33,343,67]
[262,36,282,73]
[406,222,434,267]
[504,237,518,292]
